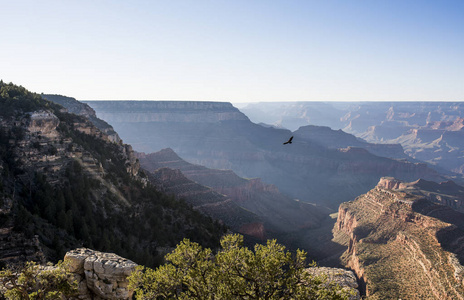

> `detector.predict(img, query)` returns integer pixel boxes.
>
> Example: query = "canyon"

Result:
[137,148,331,245]
[240,101,464,177]
[85,100,445,209]
[333,177,464,299]
[2,84,464,298]
[0,85,225,268]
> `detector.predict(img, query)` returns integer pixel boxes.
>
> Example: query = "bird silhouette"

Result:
[283,136,293,145]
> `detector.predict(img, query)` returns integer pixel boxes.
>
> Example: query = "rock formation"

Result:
[0,83,225,268]
[64,248,137,299]
[86,100,445,209]
[138,148,331,243]
[293,125,407,159]
[27,111,61,139]
[43,94,121,143]
[240,101,464,177]
[147,166,261,236]
[333,177,464,299]
[238,101,345,131]
[61,248,360,300]
[376,177,464,213]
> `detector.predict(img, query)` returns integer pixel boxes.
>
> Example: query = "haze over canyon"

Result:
[1,82,464,299]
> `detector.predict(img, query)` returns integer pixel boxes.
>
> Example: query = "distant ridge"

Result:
[87,100,446,209]
[138,148,331,240]
[239,101,464,177]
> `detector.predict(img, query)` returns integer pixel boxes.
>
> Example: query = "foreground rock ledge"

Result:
[63,248,360,299]
[64,248,138,300]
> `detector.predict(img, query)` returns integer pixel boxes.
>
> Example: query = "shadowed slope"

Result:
[138,148,331,241]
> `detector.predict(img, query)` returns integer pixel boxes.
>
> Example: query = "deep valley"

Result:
[0,83,463,299]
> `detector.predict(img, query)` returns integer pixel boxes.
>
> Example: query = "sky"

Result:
[1,0,463,102]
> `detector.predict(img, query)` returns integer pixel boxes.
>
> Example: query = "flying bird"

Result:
[283,136,293,145]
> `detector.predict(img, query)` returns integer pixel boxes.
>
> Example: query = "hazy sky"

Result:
[1,0,463,102]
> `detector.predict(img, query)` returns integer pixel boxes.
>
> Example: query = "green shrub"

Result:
[129,234,351,299]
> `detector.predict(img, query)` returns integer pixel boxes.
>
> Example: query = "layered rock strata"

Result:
[86,100,445,209]
[64,248,137,299]
[43,94,121,143]
[0,109,140,186]
[334,177,464,299]
[138,148,330,240]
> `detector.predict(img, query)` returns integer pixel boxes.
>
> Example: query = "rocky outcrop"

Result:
[61,249,359,300]
[43,94,121,144]
[378,177,464,213]
[27,110,60,138]
[306,267,360,300]
[3,109,140,184]
[43,94,97,119]
[376,176,407,190]
[64,248,137,299]
[333,178,464,299]
[121,144,140,177]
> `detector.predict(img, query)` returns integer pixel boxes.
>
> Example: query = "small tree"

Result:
[0,261,77,300]
[129,234,352,299]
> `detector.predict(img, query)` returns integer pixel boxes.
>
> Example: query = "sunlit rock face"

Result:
[65,248,138,300]
[333,177,464,299]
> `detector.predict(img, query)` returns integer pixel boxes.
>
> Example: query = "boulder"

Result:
[64,248,137,299]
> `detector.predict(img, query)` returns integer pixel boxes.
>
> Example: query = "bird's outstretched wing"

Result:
[283,136,293,145]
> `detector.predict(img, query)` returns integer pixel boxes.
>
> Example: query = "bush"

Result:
[129,234,352,299]
[0,261,77,299]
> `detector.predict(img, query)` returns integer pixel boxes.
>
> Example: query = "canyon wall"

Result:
[334,177,464,299]
[86,101,445,209]
[138,148,331,242]
[239,101,464,177]
[85,101,249,123]
[43,95,121,143]
[1,84,226,268]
